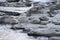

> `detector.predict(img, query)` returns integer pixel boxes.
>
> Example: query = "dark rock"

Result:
[39,16,49,21]
[0,11,20,16]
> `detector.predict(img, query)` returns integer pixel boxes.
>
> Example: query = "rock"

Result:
[39,37,48,40]
[0,16,4,23]
[12,23,41,30]
[48,10,57,17]
[0,11,20,16]
[28,28,56,36]
[4,16,18,24]
[40,21,49,25]
[31,7,38,12]
[12,23,50,34]
[28,17,40,24]
[0,16,18,24]
[52,13,60,25]
[18,16,29,23]
[11,23,23,30]
[39,16,49,21]
[49,37,60,40]
[46,23,55,28]
[26,11,31,17]
[52,20,60,25]
[49,25,60,34]
[28,23,60,36]
[0,12,5,16]
[50,4,60,11]
[11,23,30,31]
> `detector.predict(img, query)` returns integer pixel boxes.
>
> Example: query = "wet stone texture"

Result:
[0,0,60,40]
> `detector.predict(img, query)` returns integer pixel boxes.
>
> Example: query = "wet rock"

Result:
[28,23,60,36]
[39,16,49,21]
[52,20,60,25]
[12,23,50,34]
[12,23,41,30]
[37,37,48,40]
[11,23,23,30]
[50,4,60,11]
[0,11,20,16]
[5,17,18,24]
[46,23,55,28]
[11,23,30,31]
[0,16,18,24]
[1,1,60,40]
[48,11,57,17]
[49,37,60,40]
[0,12,5,16]
[47,23,60,31]
[28,28,56,36]
[7,0,20,2]
[49,25,60,34]
[52,13,60,25]
[28,17,40,24]
[18,16,29,23]
[40,21,49,25]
